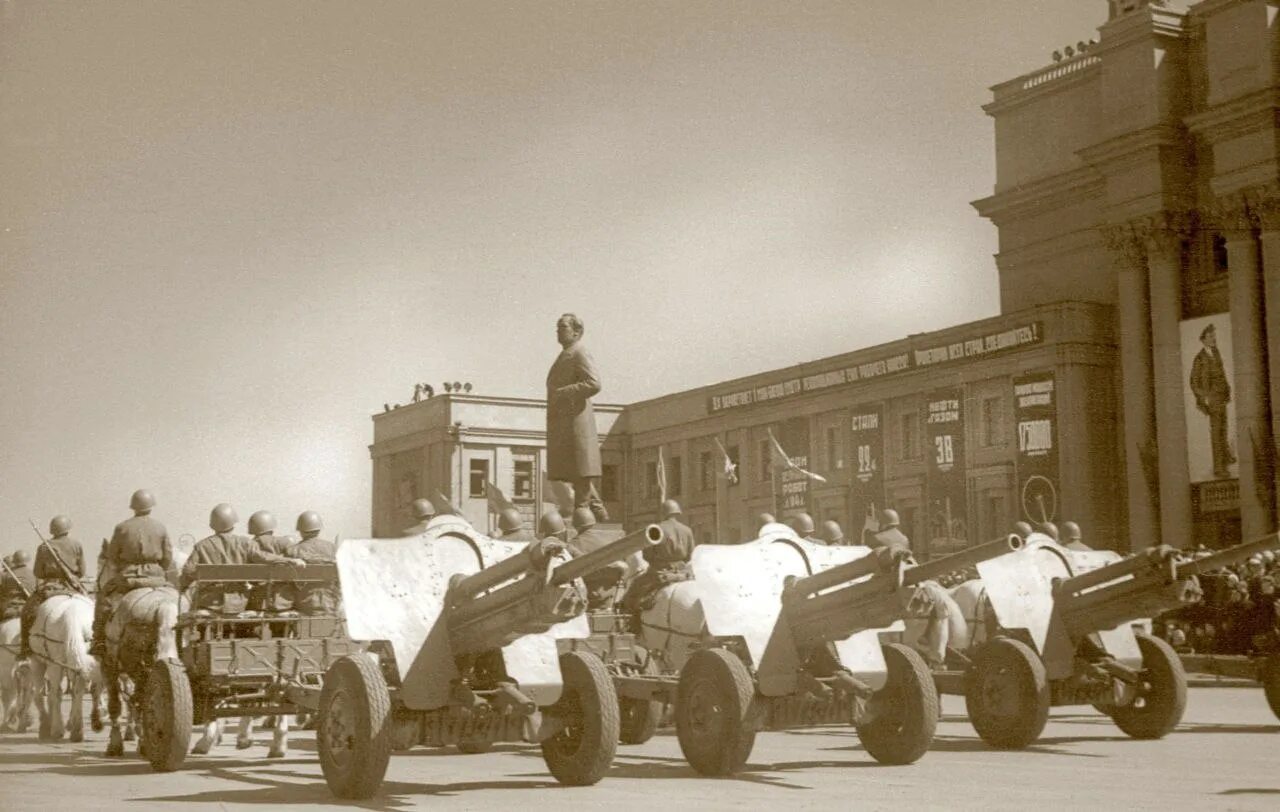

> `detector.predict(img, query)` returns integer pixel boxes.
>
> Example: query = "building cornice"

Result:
[973,166,1103,223]
[1078,122,1186,170]
[1184,87,1280,143]
[984,56,1101,117]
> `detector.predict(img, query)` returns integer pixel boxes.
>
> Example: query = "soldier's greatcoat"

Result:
[649,517,696,568]
[35,536,85,583]
[106,515,172,586]
[546,339,602,480]
[181,533,288,613]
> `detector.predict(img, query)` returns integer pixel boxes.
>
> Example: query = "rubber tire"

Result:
[143,660,193,773]
[619,656,663,745]
[675,648,758,776]
[1110,632,1187,740]
[1262,655,1280,722]
[317,653,393,800]
[965,637,1050,749]
[541,650,620,786]
[456,740,492,754]
[855,643,939,765]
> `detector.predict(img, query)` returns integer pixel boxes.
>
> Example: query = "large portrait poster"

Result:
[848,405,885,546]
[776,416,812,517]
[1181,313,1238,485]
[926,389,968,558]
[1014,371,1060,526]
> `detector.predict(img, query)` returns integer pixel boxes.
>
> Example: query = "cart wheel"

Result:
[143,660,193,772]
[318,653,392,799]
[1262,655,1280,721]
[456,740,492,754]
[541,650,619,786]
[675,647,757,775]
[619,656,663,745]
[856,643,939,765]
[1110,632,1186,740]
[965,637,1049,749]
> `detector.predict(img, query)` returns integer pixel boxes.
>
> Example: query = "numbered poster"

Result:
[776,416,812,516]
[1014,371,1060,524]
[925,388,968,558]
[848,405,885,546]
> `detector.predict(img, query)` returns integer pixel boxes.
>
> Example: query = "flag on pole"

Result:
[657,446,668,503]
[767,428,828,483]
[485,481,515,514]
[713,437,738,485]
[430,489,461,516]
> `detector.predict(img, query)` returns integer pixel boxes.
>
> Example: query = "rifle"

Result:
[0,554,32,600]
[28,519,88,596]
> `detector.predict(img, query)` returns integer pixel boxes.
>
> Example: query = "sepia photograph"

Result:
[1,1,1278,809]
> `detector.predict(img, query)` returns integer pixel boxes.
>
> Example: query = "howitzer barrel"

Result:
[548,524,664,587]
[786,545,905,599]
[902,534,1024,587]
[1059,545,1177,596]
[1175,533,1280,579]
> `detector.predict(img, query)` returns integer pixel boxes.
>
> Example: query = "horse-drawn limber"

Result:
[141,562,362,772]
[312,516,663,799]
[920,532,1280,749]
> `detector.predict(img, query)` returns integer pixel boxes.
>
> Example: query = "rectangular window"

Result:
[513,459,534,500]
[669,456,683,496]
[601,464,619,502]
[468,458,489,498]
[645,461,659,499]
[982,396,1004,447]
[901,412,919,460]
[700,451,713,492]
[759,439,771,481]
[826,426,842,472]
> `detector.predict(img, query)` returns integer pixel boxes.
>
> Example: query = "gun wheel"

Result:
[318,653,392,799]
[1110,632,1186,740]
[965,636,1049,749]
[675,647,757,775]
[619,656,664,745]
[142,660,192,773]
[856,643,939,765]
[1262,655,1280,721]
[541,650,619,786]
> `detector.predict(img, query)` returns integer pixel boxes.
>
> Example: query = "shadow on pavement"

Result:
[1219,788,1280,796]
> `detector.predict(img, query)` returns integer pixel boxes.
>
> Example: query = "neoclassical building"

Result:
[973,0,1278,549]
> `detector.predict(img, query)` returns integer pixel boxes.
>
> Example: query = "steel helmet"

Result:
[1263,551,1276,566]
[571,506,596,531]
[411,498,435,521]
[879,509,900,528]
[209,503,238,533]
[1013,521,1034,538]
[820,519,844,544]
[296,511,323,534]
[130,489,156,512]
[660,499,682,519]
[12,550,30,566]
[248,510,276,536]
[1061,521,1082,542]
[789,513,815,535]
[498,507,523,534]
[756,512,776,528]
[538,510,566,538]
[1039,521,1059,541]
[49,515,72,537]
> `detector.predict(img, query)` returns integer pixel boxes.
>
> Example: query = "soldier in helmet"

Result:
[1012,521,1034,539]
[622,500,694,616]
[92,489,174,655]
[820,519,846,546]
[566,508,627,609]
[247,510,294,621]
[1,550,35,625]
[871,508,910,552]
[248,510,291,554]
[1061,521,1089,552]
[788,512,822,544]
[537,509,569,543]
[755,513,777,537]
[288,511,339,616]
[180,504,303,619]
[1038,521,1060,541]
[18,515,86,660]
[498,506,534,542]
[401,498,436,536]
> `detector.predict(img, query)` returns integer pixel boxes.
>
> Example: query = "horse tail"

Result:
[67,596,97,681]
[152,597,180,662]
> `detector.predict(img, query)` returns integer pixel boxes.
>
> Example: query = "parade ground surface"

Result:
[1,687,1276,812]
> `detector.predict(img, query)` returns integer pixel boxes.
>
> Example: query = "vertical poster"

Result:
[849,405,885,546]
[1014,371,1060,526]
[925,388,967,558]
[1181,314,1239,484]
[776,416,812,517]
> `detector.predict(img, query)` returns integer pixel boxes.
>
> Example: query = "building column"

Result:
[1221,196,1276,539]
[1104,222,1160,549]
[1145,213,1194,549]
[1254,193,1280,514]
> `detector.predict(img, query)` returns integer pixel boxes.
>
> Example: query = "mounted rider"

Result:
[91,490,174,656]
[18,515,86,660]
[1,550,36,624]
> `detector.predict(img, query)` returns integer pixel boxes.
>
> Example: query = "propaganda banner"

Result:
[775,416,812,517]
[1014,371,1060,526]
[848,405,885,546]
[925,389,967,559]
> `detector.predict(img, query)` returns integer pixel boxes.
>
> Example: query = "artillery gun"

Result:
[940,532,1280,749]
[315,517,663,799]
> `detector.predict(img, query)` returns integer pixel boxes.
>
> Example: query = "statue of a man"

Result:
[546,313,607,521]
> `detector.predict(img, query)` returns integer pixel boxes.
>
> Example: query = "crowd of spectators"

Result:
[1156,549,1279,656]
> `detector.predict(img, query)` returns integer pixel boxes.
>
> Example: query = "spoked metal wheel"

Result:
[675,647,757,776]
[541,650,619,785]
[317,653,392,799]
[964,636,1050,749]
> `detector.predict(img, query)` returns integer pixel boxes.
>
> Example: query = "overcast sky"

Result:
[0,1,1104,562]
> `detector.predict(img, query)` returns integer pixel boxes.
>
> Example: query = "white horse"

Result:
[0,617,36,732]
[192,710,290,758]
[27,593,98,742]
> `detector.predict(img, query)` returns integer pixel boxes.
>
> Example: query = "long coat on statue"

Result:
[546,339,602,480]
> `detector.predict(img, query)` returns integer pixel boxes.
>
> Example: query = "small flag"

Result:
[862,501,880,539]
[767,428,828,483]
[713,437,738,485]
[657,446,669,503]
[485,481,514,514]
[430,489,461,516]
